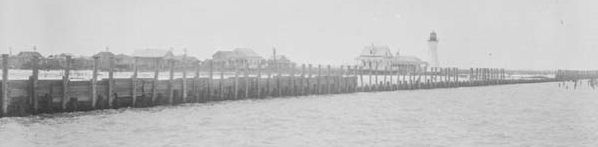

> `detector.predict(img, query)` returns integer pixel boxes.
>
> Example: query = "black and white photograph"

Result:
[1,0,597,146]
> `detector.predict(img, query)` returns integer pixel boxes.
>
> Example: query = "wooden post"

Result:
[2,54,9,115]
[359,66,364,92]
[339,65,344,93]
[291,64,296,96]
[368,66,373,91]
[256,63,261,98]
[374,64,379,91]
[151,58,160,105]
[395,67,400,90]
[219,67,224,99]
[469,68,473,84]
[344,66,349,93]
[389,67,393,90]
[234,66,239,99]
[266,66,271,97]
[307,64,312,95]
[244,63,249,99]
[327,65,331,94]
[181,56,187,103]
[382,66,388,91]
[417,67,423,89]
[62,55,71,110]
[168,59,175,104]
[317,65,321,94]
[399,68,409,88]
[301,64,306,95]
[91,56,98,108]
[107,56,114,108]
[208,61,213,100]
[277,65,282,97]
[31,56,39,113]
[455,68,461,87]
[131,57,138,106]
[193,62,200,102]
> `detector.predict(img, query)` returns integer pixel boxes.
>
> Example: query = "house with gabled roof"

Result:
[356,44,427,72]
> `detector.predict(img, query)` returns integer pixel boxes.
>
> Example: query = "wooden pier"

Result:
[1,54,597,117]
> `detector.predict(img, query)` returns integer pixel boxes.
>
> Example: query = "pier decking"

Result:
[1,54,597,117]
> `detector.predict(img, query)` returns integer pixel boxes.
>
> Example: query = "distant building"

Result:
[131,49,174,70]
[211,48,264,69]
[267,55,295,70]
[10,51,43,69]
[356,44,427,72]
[93,51,115,70]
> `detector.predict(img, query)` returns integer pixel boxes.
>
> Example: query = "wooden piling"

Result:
[244,63,249,99]
[388,67,393,90]
[193,62,200,102]
[208,61,213,100]
[317,65,322,94]
[300,64,306,95]
[2,54,9,115]
[219,68,224,99]
[131,57,138,106]
[182,56,188,103]
[277,65,282,97]
[339,65,344,93]
[359,66,364,92]
[458,67,461,86]
[90,57,98,108]
[151,58,160,105]
[308,64,312,95]
[266,67,271,97]
[382,66,388,91]
[395,67,400,90]
[234,67,239,99]
[62,55,71,110]
[31,56,39,113]
[368,66,373,91]
[168,59,175,104]
[107,56,114,108]
[327,65,331,94]
[291,64,296,96]
[374,65,379,91]
[256,64,262,98]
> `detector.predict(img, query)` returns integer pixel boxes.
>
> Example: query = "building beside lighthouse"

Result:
[428,31,439,67]
[355,44,427,72]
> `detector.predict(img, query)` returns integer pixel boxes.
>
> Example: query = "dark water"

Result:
[1,82,597,146]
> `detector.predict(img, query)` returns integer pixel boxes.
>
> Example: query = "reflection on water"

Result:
[1,82,598,146]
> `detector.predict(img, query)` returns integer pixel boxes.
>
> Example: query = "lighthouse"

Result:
[427,31,439,67]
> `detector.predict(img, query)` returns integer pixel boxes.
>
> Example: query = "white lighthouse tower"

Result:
[427,31,439,67]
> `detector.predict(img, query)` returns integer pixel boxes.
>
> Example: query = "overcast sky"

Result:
[1,0,597,70]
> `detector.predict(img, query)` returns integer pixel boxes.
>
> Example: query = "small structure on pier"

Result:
[356,44,427,72]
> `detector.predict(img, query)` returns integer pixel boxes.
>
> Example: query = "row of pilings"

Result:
[0,54,594,117]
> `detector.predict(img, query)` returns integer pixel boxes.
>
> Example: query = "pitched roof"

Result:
[393,56,427,65]
[16,51,42,58]
[212,51,236,59]
[132,49,173,58]
[233,48,261,57]
[360,45,393,57]
[94,51,115,57]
